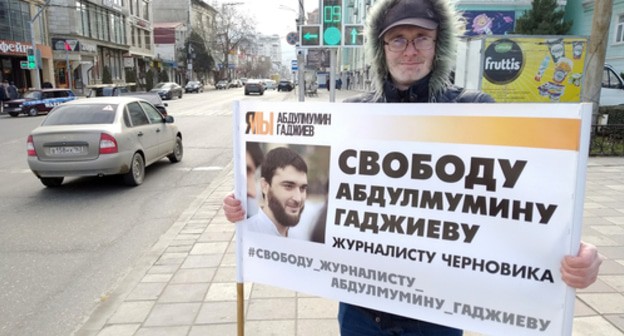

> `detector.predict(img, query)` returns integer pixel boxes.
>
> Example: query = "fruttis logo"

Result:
[245,111,332,137]
[483,39,524,85]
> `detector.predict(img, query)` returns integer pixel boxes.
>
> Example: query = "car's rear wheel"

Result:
[40,177,64,187]
[28,107,38,116]
[168,136,183,163]
[123,153,145,186]
[178,92,182,99]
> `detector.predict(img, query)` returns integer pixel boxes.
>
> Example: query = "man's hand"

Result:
[223,193,245,223]
[561,241,603,289]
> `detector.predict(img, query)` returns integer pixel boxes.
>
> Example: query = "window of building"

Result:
[616,14,624,44]
[143,28,150,49]
[0,0,31,41]
[141,0,148,20]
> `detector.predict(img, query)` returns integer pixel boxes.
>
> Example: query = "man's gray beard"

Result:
[267,190,304,228]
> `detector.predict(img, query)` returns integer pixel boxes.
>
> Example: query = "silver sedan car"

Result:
[27,97,183,187]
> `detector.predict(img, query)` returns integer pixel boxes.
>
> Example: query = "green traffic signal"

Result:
[27,48,36,69]
[322,0,342,46]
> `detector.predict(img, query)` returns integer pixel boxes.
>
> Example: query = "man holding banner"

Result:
[224,0,602,334]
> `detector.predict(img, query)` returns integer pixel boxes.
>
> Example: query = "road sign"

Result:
[291,59,298,71]
[286,31,298,46]
[300,25,321,47]
[343,25,364,47]
[322,0,342,47]
[20,61,29,69]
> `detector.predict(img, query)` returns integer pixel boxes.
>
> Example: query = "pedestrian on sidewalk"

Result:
[223,0,603,334]
[8,81,19,100]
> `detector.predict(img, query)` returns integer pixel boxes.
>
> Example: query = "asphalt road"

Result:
[0,86,296,336]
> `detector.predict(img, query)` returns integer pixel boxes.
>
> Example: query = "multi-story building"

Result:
[47,0,129,94]
[153,22,186,84]
[152,0,217,84]
[566,0,624,72]
[257,34,282,74]
[0,0,54,92]
[126,0,155,89]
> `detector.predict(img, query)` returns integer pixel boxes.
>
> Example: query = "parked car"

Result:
[86,83,134,98]
[4,88,77,117]
[229,79,243,88]
[601,64,624,106]
[244,80,265,95]
[216,80,228,90]
[277,80,295,92]
[184,80,203,93]
[26,97,183,187]
[150,82,183,100]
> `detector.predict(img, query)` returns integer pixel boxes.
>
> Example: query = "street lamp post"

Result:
[29,0,52,90]
[297,0,305,102]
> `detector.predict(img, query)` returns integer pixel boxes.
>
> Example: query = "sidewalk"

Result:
[73,115,624,335]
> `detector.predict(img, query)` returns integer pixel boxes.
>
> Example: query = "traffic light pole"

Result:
[29,0,51,90]
[297,0,305,102]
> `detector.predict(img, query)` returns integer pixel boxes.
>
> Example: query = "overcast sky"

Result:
[212,0,320,65]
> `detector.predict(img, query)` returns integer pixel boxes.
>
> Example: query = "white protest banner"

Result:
[233,101,591,335]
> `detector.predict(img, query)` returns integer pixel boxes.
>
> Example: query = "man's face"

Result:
[383,25,437,90]
[262,165,308,228]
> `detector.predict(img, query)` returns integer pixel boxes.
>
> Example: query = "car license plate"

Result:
[49,146,86,155]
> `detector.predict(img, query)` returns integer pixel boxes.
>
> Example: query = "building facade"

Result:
[126,0,155,90]
[152,0,217,83]
[0,0,54,92]
[566,0,624,72]
[47,0,131,94]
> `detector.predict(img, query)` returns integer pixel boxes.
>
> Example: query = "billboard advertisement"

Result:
[481,36,587,103]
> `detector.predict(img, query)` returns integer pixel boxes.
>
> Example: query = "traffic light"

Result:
[343,25,364,47]
[322,0,342,46]
[27,48,36,69]
[300,25,320,47]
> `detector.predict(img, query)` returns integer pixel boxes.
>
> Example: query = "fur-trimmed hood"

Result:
[365,0,464,101]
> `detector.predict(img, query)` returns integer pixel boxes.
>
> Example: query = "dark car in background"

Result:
[150,82,183,100]
[184,81,203,93]
[4,88,77,117]
[278,80,294,92]
[244,80,265,95]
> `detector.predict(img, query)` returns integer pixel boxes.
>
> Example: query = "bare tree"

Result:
[214,4,256,81]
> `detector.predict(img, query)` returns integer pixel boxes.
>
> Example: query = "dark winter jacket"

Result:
[345,0,494,104]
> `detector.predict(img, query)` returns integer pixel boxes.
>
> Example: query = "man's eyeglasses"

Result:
[384,36,436,52]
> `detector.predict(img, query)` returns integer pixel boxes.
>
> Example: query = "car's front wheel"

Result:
[167,136,183,163]
[40,177,64,187]
[9,112,18,117]
[123,153,145,186]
